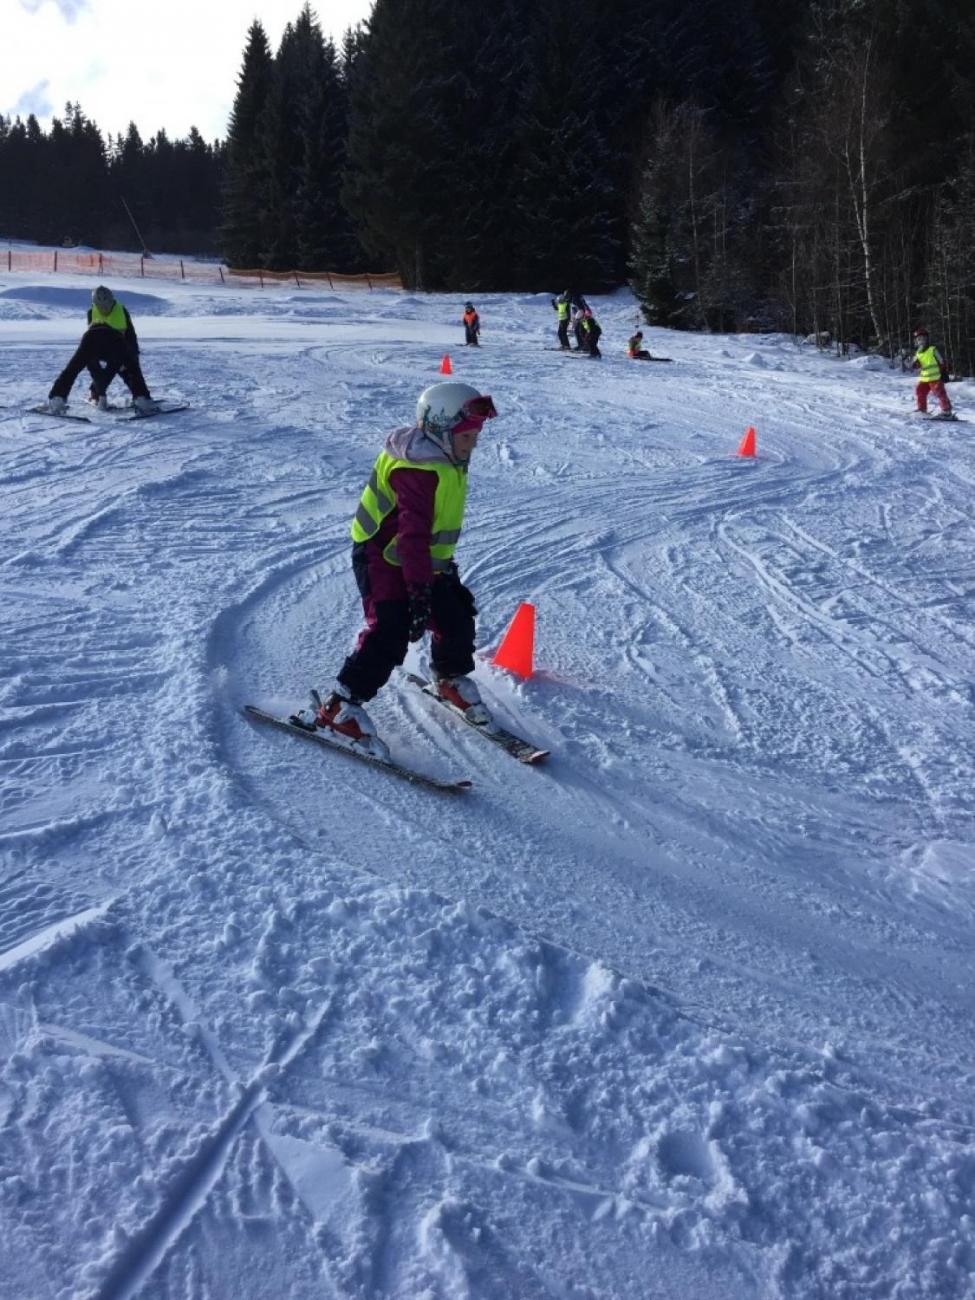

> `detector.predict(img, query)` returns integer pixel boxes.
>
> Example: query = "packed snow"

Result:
[1,269,973,1299]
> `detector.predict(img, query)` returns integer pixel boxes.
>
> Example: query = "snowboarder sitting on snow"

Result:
[551,290,571,350]
[627,331,652,360]
[463,302,480,347]
[291,381,498,760]
[47,285,159,415]
[911,327,953,418]
[580,308,602,358]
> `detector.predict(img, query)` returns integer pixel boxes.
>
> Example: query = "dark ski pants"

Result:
[557,320,570,349]
[338,544,477,701]
[49,329,150,401]
[464,325,480,346]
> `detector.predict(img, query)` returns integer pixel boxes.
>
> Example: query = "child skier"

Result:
[911,327,953,418]
[291,381,498,758]
[463,302,480,346]
[46,285,159,414]
[627,330,652,359]
[580,308,602,358]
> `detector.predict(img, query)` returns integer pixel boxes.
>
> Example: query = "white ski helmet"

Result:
[415,381,496,459]
[92,285,116,312]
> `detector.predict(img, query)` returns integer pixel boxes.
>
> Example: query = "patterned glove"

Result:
[406,584,432,642]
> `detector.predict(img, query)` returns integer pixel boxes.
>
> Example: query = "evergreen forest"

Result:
[2,0,974,370]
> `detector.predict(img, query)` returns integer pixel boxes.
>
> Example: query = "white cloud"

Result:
[19,0,89,19]
[2,1,373,143]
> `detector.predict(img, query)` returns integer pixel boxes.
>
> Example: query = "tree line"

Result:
[2,0,974,370]
[0,104,222,257]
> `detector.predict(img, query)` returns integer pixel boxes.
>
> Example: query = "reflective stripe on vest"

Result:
[90,301,127,332]
[351,451,468,570]
[556,300,570,320]
[916,345,941,383]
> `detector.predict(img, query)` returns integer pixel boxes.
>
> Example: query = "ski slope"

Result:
[1,273,973,1299]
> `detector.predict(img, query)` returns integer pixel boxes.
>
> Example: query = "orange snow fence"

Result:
[2,246,402,291]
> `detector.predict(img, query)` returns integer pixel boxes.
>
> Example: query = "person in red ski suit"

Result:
[911,327,953,416]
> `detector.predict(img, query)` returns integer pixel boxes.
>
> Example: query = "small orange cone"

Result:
[492,602,535,678]
[440,354,453,375]
[737,426,757,457]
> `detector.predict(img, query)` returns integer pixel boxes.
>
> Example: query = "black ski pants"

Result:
[49,328,150,401]
[338,545,477,701]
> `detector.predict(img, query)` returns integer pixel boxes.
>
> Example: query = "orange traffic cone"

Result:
[440,354,453,375]
[737,426,757,457]
[492,603,535,678]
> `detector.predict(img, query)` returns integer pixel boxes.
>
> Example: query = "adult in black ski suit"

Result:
[47,285,155,409]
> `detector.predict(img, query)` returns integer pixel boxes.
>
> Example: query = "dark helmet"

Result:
[465,302,474,310]
[92,285,116,312]
[914,325,929,338]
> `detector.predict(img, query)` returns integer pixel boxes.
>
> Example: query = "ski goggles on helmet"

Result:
[452,394,497,435]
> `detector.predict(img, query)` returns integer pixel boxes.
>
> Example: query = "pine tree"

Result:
[220,20,274,268]
[511,0,619,291]
[291,14,355,271]
[343,0,459,288]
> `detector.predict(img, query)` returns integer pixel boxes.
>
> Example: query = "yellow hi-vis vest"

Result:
[89,301,127,332]
[915,345,942,383]
[351,450,468,571]
[555,299,570,320]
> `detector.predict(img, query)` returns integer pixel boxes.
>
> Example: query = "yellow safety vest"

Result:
[555,299,570,320]
[89,301,127,332]
[351,450,468,571]
[915,345,942,384]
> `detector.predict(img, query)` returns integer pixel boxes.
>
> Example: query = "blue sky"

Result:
[3,0,373,143]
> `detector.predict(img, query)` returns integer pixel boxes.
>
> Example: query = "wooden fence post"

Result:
[54,250,58,272]
[218,266,225,284]
[140,256,145,277]
[180,260,185,280]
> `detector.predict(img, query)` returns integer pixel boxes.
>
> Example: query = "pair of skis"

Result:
[28,402,189,423]
[244,674,549,795]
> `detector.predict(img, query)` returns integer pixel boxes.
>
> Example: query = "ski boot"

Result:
[434,675,490,725]
[291,685,390,761]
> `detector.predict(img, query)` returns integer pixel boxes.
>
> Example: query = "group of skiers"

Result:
[38,285,957,764]
[550,291,603,357]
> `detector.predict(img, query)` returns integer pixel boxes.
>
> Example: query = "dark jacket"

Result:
[86,305,139,354]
